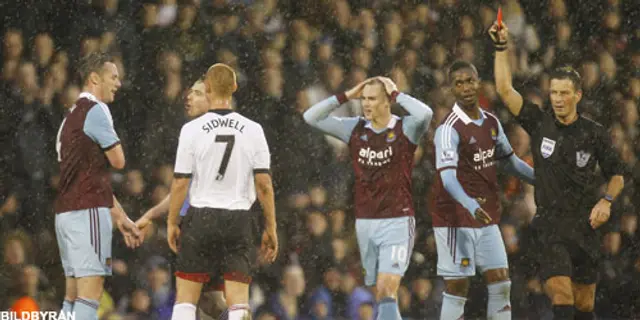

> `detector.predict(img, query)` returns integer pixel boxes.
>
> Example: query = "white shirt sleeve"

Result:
[252,125,271,172]
[174,125,194,176]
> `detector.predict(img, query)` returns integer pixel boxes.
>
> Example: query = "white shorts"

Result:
[55,207,113,278]
[434,225,508,278]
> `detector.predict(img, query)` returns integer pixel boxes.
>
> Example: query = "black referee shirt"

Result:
[516,100,626,224]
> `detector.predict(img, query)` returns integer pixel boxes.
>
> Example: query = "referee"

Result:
[490,22,627,319]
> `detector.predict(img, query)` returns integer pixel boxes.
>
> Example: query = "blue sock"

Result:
[377,297,401,320]
[61,300,73,315]
[74,298,99,320]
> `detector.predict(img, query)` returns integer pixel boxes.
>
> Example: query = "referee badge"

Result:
[540,137,556,158]
[576,151,591,168]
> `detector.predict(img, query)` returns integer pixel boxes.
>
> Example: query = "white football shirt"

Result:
[174,110,271,210]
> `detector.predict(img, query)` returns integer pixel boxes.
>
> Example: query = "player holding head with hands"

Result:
[54,52,143,320]
[305,76,432,320]
[491,19,626,320]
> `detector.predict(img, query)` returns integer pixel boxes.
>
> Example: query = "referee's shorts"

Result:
[522,215,600,285]
[175,207,254,285]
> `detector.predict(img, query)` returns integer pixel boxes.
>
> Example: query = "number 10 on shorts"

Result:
[391,245,407,262]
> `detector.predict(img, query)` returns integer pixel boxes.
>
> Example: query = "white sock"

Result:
[487,280,512,320]
[172,303,197,320]
[228,304,250,320]
[440,292,466,320]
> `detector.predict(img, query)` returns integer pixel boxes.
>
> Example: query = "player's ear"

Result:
[232,81,238,93]
[575,89,583,103]
[89,71,101,85]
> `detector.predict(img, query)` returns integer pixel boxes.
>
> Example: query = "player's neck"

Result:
[208,94,232,110]
[82,85,103,102]
[459,102,482,120]
[371,113,392,130]
[555,110,579,125]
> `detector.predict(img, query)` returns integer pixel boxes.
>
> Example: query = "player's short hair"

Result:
[205,63,237,97]
[363,78,389,100]
[448,60,478,82]
[77,52,113,85]
[550,66,582,91]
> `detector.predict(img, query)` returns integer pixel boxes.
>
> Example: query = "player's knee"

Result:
[573,290,595,312]
[445,278,470,297]
[375,274,401,300]
[484,268,509,284]
[545,278,574,305]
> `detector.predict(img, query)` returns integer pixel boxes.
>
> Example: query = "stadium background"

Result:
[0,0,638,318]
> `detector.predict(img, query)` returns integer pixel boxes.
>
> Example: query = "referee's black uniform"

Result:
[516,100,626,284]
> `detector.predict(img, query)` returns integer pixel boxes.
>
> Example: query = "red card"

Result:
[497,7,503,29]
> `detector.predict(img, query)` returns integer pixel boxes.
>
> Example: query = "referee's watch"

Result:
[603,194,614,203]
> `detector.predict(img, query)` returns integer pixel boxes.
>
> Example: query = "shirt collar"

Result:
[453,103,486,125]
[365,115,399,130]
[78,92,101,103]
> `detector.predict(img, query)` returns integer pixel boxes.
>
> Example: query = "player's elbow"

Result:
[111,158,126,170]
[302,109,315,125]
[255,173,274,197]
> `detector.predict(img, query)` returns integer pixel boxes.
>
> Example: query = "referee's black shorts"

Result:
[522,217,600,285]
[175,207,254,285]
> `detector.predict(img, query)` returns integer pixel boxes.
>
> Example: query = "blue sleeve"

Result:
[303,96,360,143]
[495,121,514,159]
[433,125,460,170]
[499,154,535,185]
[398,93,433,144]
[440,169,480,216]
[83,105,120,150]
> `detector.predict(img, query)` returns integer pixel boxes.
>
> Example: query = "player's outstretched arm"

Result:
[136,194,171,229]
[378,77,433,144]
[490,22,524,117]
[303,79,373,143]
[255,173,278,263]
[498,154,535,185]
[111,196,143,248]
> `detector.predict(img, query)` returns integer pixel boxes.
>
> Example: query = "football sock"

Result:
[172,303,197,320]
[440,292,466,320]
[171,303,197,320]
[218,308,229,320]
[552,305,574,319]
[376,297,401,320]
[487,280,512,319]
[228,304,250,320]
[61,300,73,315]
[574,310,595,320]
[74,297,99,320]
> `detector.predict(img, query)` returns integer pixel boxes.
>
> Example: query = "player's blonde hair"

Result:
[205,63,237,98]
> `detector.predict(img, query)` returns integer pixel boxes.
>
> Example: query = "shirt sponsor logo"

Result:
[358,146,393,167]
[541,137,556,158]
[576,150,591,167]
[473,147,496,170]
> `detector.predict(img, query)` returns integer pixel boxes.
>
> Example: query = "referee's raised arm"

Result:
[489,22,524,116]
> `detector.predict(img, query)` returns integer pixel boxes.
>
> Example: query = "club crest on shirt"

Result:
[490,128,497,140]
[576,150,591,168]
[540,137,556,158]
[386,131,397,143]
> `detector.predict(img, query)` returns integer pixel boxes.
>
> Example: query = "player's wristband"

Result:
[390,90,400,103]
[603,194,614,203]
[336,92,348,104]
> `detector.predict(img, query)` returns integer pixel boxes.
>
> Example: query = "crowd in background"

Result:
[0,0,639,318]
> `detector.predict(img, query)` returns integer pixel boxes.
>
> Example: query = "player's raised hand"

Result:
[488,22,509,51]
[474,207,492,225]
[117,216,144,248]
[345,78,375,100]
[260,226,278,264]
[589,199,611,229]
[377,76,398,95]
[167,222,181,253]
